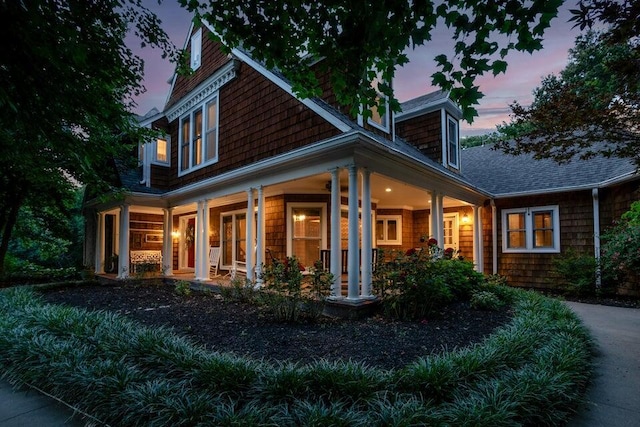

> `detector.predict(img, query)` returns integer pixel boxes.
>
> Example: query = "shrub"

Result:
[551,249,600,296]
[373,248,483,320]
[174,280,192,296]
[470,291,504,311]
[259,256,332,322]
[600,201,640,287]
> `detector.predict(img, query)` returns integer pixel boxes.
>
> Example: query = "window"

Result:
[287,203,327,268]
[376,215,402,245]
[502,206,560,253]
[190,28,202,70]
[178,96,219,174]
[447,115,459,168]
[221,211,246,268]
[443,213,459,249]
[154,137,169,164]
[367,75,390,132]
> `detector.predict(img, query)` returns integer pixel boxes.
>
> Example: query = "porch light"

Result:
[171,230,181,239]
[462,213,470,224]
[385,187,392,192]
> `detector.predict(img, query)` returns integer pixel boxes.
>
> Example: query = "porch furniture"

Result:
[209,247,221,277]
[130,250,163,273]
[231,261,247,279]
[319,248,378,273]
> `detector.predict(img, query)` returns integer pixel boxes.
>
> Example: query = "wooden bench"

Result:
[130,250,163,274]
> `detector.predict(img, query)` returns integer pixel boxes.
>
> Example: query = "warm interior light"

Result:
[385,187,392,192]
[293,214,306,222]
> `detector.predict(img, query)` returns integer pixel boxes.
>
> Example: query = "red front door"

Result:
[187,218,195,268]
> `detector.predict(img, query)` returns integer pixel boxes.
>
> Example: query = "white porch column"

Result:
[256,186,265,285]
[593,188,602,288]
[163,207,174,276]
[491,200,498,275]
[347,165,360,300]
[117,204,130,279]
[330,167,342,297]
[436,193,445,248]
[94,212,105,274]
[430,192,438,240]
[195,200,211,281]
[472,205,484,272]
[361,169,373,297]
[246,188,255,282]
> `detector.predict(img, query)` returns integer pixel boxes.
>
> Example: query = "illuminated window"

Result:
[178,95,219,174]
[502,206,560,253]
[287,203,327,269]
[155,138,168,164]
[376,215,402,245]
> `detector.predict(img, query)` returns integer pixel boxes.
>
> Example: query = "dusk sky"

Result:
[131,1,580,137]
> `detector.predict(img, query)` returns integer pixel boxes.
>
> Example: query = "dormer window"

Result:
[190,28,202,70]
[446,115,459,169]
[155,137,168,164]
[367,75,390,133]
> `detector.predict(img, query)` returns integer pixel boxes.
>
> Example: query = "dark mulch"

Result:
[39,283,513,370]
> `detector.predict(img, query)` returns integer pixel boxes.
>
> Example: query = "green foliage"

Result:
[470,291,504,311]
[552,249,600,296]
[373,248,484,320]
[183,0,561,122]
[0,285,592,426]
[174,280,192,296]
[0,0,182,273]
[496,21,640,165]
[601,201,640,285]
[259,257,333,322]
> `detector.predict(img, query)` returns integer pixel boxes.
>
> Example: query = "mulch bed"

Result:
[40,282,513,370]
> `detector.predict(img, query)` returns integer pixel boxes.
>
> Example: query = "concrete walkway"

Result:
[0,382,87,426]
[566,301,640,427]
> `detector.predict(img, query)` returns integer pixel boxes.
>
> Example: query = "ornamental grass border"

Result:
[0,285,592,426]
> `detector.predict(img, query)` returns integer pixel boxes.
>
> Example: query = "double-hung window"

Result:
[376,215,402,245]
[179,96,219,174]
[502,205,560,253]
[447,115,459,169]
[367,74,390,133]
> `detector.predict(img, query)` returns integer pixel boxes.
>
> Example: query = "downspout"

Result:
[491,199,498,275]
[592,188,602,288]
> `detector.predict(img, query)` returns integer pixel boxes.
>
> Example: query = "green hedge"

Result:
[0,286,592,426]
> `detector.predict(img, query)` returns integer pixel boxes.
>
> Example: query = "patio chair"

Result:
[209,246,221,277]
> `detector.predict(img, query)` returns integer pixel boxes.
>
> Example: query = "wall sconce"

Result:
[462,213,470,224]
[171,230,181,239]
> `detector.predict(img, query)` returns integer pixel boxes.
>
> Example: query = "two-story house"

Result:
[83,20,639,296]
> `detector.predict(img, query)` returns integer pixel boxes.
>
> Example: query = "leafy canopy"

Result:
[180,0,562,122]
[0,0,180,273]
[495,0,640,165]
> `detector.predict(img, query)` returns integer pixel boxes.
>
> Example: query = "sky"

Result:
[131,1,580,137]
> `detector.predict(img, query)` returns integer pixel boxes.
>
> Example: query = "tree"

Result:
[495,0,640,165]
[0,0,181,274]
[180,0,562,123]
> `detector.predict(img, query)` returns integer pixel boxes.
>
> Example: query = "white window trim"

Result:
[152,136,170,166]
[190,28,202,70]
[502,205,560,253]
[367,96,390,133]
[443,212,459,250]
[177,93,220,176]
[446,115,459,169]
[376,214,402,245]
[286,203,327,258]
[220,209,248,270]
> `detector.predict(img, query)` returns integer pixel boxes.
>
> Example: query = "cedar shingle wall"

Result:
[165,62,341,189]
[495,191,594,289]
[395,111,442,163]
[166,27,230,109]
